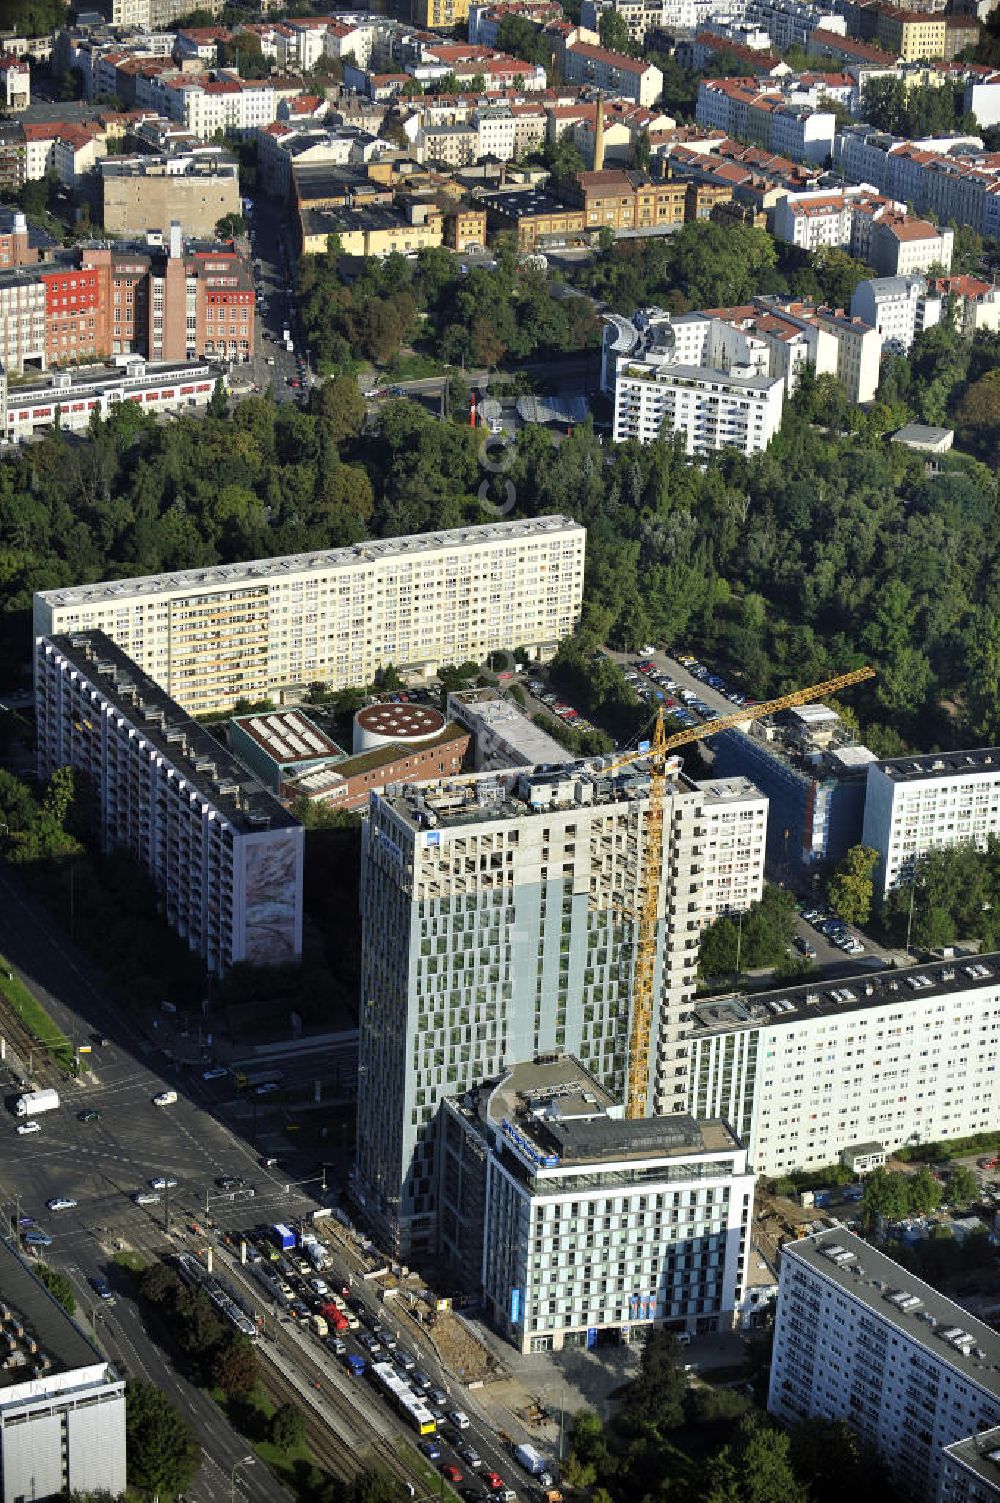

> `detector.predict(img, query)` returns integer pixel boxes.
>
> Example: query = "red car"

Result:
[485,1474,505,1491]
[441,1466,463,1484]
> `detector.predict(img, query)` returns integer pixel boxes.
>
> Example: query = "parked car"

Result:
[46,1198,77,1212]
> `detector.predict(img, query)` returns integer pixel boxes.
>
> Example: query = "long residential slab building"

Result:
[36,630,304,974]
[686,953,1000,1178]
[33,515,586,716]
[770,1230,1000,1502]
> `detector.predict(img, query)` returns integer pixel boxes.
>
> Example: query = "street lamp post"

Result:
[230,1453,255,1502]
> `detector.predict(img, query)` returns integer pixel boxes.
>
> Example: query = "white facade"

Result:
[447,686,571,770]
[863,749,1000,898]
[604,304,880,410]
[686,955,1000,1177]
[33,516,585,717]
[612,360,784,454]
[0,269,46,373]
[850,274,941,353]
[36,632,305,975]
[356,760,767,1257]
[693,777,768,921]
[0,1243,126,1503]
[563,41,663,106]
[769,1230,1000,1503]
[442,1058,755,1352]
[965,78,1000,129]
[0,57,29,112]
[869,216,954,276]
[2,359,217,445]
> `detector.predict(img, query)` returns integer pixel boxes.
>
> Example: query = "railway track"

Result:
[256,1337,407,1486]
[0,990,65,1089]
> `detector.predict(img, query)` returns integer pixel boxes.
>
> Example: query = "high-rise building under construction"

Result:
[354,762,767,1257]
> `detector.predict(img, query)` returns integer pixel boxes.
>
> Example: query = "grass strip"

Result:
[0,955,76,1072]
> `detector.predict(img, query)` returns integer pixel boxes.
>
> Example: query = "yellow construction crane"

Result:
[618,664,876,1120]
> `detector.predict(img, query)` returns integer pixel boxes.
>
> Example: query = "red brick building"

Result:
[33,230,254,369]
[281,724,472,813]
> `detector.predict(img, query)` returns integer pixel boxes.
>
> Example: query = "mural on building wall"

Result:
[243,833,301,963]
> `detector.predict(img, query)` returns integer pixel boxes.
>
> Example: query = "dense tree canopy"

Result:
[863,77,977,138]
[125,1381,201,1498]
[297,246,600,373]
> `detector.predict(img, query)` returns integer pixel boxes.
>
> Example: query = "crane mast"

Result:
[623,664,875,1120]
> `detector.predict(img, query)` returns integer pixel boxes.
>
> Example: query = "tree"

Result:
[946,1164,978,1208]
[826,845,879,927]
[599,9,632,52]
[211,1333,258,1397]
[860,1167,912,1229]
[208,379,228,419]
[909,1165,943,1216]
[35,1262,76,1315]
[702,1415,808,1503]
[215,212,247,241]
[349,1469,401,1503]
[618,1328,686,1433]
[270,1401,305,1450]
[789,1417,888,1503]
[954,369,1000,462]
[313,374,366,446]
[125,1381,201,1497]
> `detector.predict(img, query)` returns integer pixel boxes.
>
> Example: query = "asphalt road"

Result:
[246,198,310,406]
[0,867,329,1498]
[0,866,540,1496]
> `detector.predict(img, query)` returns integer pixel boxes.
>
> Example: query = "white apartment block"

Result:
[850,274,941,353]
[0,1240,126,1503]
[563,41,663,107]
[440,1057,755,1352]
[0,56,29,113]
[869,213,954,276]
[355,760,767,1256]
[966,76,1000,128]
[862,748,1000,899]
[612,361,784,454]
[0,269,46,374]
[773,189,863,253]
[769,1230,1000,1503]
[36,632,304,975]
[696,79,836,165]
[802,305,882,404]
[604,303,880,410]
[693,777,768,921]
[33,517,585,718]
[686,955,1000,1178]
[748,0,845,52]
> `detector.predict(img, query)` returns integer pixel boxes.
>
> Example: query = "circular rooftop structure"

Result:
[353,701,446,754]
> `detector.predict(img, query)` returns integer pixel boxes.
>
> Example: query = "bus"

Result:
[370,1362,437,1436]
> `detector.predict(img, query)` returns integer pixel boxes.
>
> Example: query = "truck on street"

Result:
[14,1088,60,1117]
[514,1445,554,1487]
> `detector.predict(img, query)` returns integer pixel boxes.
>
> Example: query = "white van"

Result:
[153,1090,178,1107]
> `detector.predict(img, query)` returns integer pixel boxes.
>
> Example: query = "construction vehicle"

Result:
[603,665,876,1119]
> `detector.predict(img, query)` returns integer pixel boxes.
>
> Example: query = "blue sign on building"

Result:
[510,1287,522,1324]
